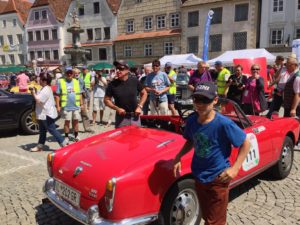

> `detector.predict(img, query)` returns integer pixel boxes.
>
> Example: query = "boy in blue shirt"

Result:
[173,82,250,225]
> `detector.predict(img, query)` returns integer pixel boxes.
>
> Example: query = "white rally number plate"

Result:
[55,180,81,207]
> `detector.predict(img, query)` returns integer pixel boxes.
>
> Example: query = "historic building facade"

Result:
[181,0,260,59]
[25,0,72,67]
[63,0,121,66]
[114,0,184,65]
[0,0,32,65]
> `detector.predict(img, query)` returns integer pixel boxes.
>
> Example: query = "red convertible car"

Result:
[43,99,299,225]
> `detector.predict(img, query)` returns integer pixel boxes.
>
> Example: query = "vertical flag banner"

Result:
[202,10,214,61]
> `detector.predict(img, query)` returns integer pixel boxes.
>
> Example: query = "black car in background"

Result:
[0,90,39,134]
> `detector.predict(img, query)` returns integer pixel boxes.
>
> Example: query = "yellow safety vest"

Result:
[80,72,91,89]
[168,70,177,94]
[60,78,81,107]
[217,68,230,95]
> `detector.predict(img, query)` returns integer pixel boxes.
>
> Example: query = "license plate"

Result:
[55,180,81,207]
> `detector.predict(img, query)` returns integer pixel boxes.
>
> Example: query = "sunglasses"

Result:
[251,68,260,71]
[193,96,214,104]
[116,67,126,71]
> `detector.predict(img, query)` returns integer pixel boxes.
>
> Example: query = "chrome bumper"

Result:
[43,178,158,225]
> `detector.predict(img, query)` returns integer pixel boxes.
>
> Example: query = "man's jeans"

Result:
[38,116,64,146]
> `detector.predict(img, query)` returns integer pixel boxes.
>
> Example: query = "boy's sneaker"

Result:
[63,137,70,145]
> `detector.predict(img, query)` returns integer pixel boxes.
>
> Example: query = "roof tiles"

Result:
[0,0,32,24]
[106,0,121,14]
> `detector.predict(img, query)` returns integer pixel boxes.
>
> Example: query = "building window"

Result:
[273,0,283,12]
[211,7,222,24]
[37,51,43,58]
[136,0,142,3]
[104,27,110,40]
[44,50,50,60]
[235,4,249,21]
[209,34,222,52]
[3,20,6,28]
[99,48,107,60]
[30,51,35,61]
[9,54,15,64]
[43,30,49,40]
[187,36,198,53]
[296,28,300,39]
[270,29,283,45]
[233,32,247,50]
[7,35,13,45]
[53,50,59,60]
[124,46,132,57]
[0,55,6,64]
[157,15,166,29]
[164,42,173,55]
[298,0,300,10]
[87,29,93,40]
[52,29,58,40]
[19,54,24,65]
[86,49,92,61]
[42,10,47,19]
[95,28,101,40]
[144,17,153,30]
[0,36,3,46]
[126,20,134,33]
[34,11,39,20]
[78,5,85,16]
[144,44,152,56]
[170,13,180,27]
[36,31,41,41]
[188,11,199,27]
[17,34,23,44]
[13,19,17,27]
[28,31,33,41]
[94,2,100,14]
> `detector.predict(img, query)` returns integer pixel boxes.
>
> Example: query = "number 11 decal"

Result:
[242,133,260,171]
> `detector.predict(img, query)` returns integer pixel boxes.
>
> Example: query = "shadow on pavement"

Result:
[35,202,82,225]
[229,177,261,202]
[0,129,22,138]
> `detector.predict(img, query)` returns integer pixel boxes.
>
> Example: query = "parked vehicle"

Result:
[0,75,9,90]
[43,99,299,225]
[176,73,192,100]
[0,89,38,134]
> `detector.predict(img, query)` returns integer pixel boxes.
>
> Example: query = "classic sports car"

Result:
[0,89,38,134]
[43,99,299,225]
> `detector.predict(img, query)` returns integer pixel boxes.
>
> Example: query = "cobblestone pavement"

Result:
[0,115,300,225]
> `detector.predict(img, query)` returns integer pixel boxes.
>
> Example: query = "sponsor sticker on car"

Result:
[242,133,260,171]
[55,180,80,207]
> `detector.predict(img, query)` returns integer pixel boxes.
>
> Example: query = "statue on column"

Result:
[70,8,80,28]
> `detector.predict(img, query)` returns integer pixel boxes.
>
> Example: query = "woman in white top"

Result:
[30,73,65,152]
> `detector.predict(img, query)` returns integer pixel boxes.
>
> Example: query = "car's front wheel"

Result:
[159,179,201,225]
[20,110,39,135]
[270,136,294,179]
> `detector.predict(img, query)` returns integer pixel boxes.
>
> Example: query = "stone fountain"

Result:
[64,8,89,66]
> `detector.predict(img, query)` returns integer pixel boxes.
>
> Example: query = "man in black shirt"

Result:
[104,60,147,128]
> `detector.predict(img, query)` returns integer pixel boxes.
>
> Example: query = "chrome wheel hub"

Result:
[281,145,292,171]
[170,189,199,225]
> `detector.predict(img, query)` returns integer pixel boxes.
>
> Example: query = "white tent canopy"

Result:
[144,54,202,67]
[207,49,276,66]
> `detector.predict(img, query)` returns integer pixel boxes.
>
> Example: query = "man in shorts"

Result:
[55,67,83,143]
[165,62,177,116]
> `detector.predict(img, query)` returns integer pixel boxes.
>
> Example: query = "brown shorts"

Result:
[195,177,230,225]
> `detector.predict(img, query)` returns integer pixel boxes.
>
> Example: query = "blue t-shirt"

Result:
[183,112,246,183]
[56,79,81,111]
[145,71,170,102]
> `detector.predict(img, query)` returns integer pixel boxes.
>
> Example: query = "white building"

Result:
[260,0,300,57]
[63,0,121,66]
[0,0,32,65]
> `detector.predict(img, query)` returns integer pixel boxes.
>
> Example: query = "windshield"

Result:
[177,75,189,82]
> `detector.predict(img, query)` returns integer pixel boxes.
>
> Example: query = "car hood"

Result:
[53,126,181,204]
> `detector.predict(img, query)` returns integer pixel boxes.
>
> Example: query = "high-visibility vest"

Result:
[217,68,230,95]
[80,72,91,89]
[60,78,81,107]
[168,70,177,94]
